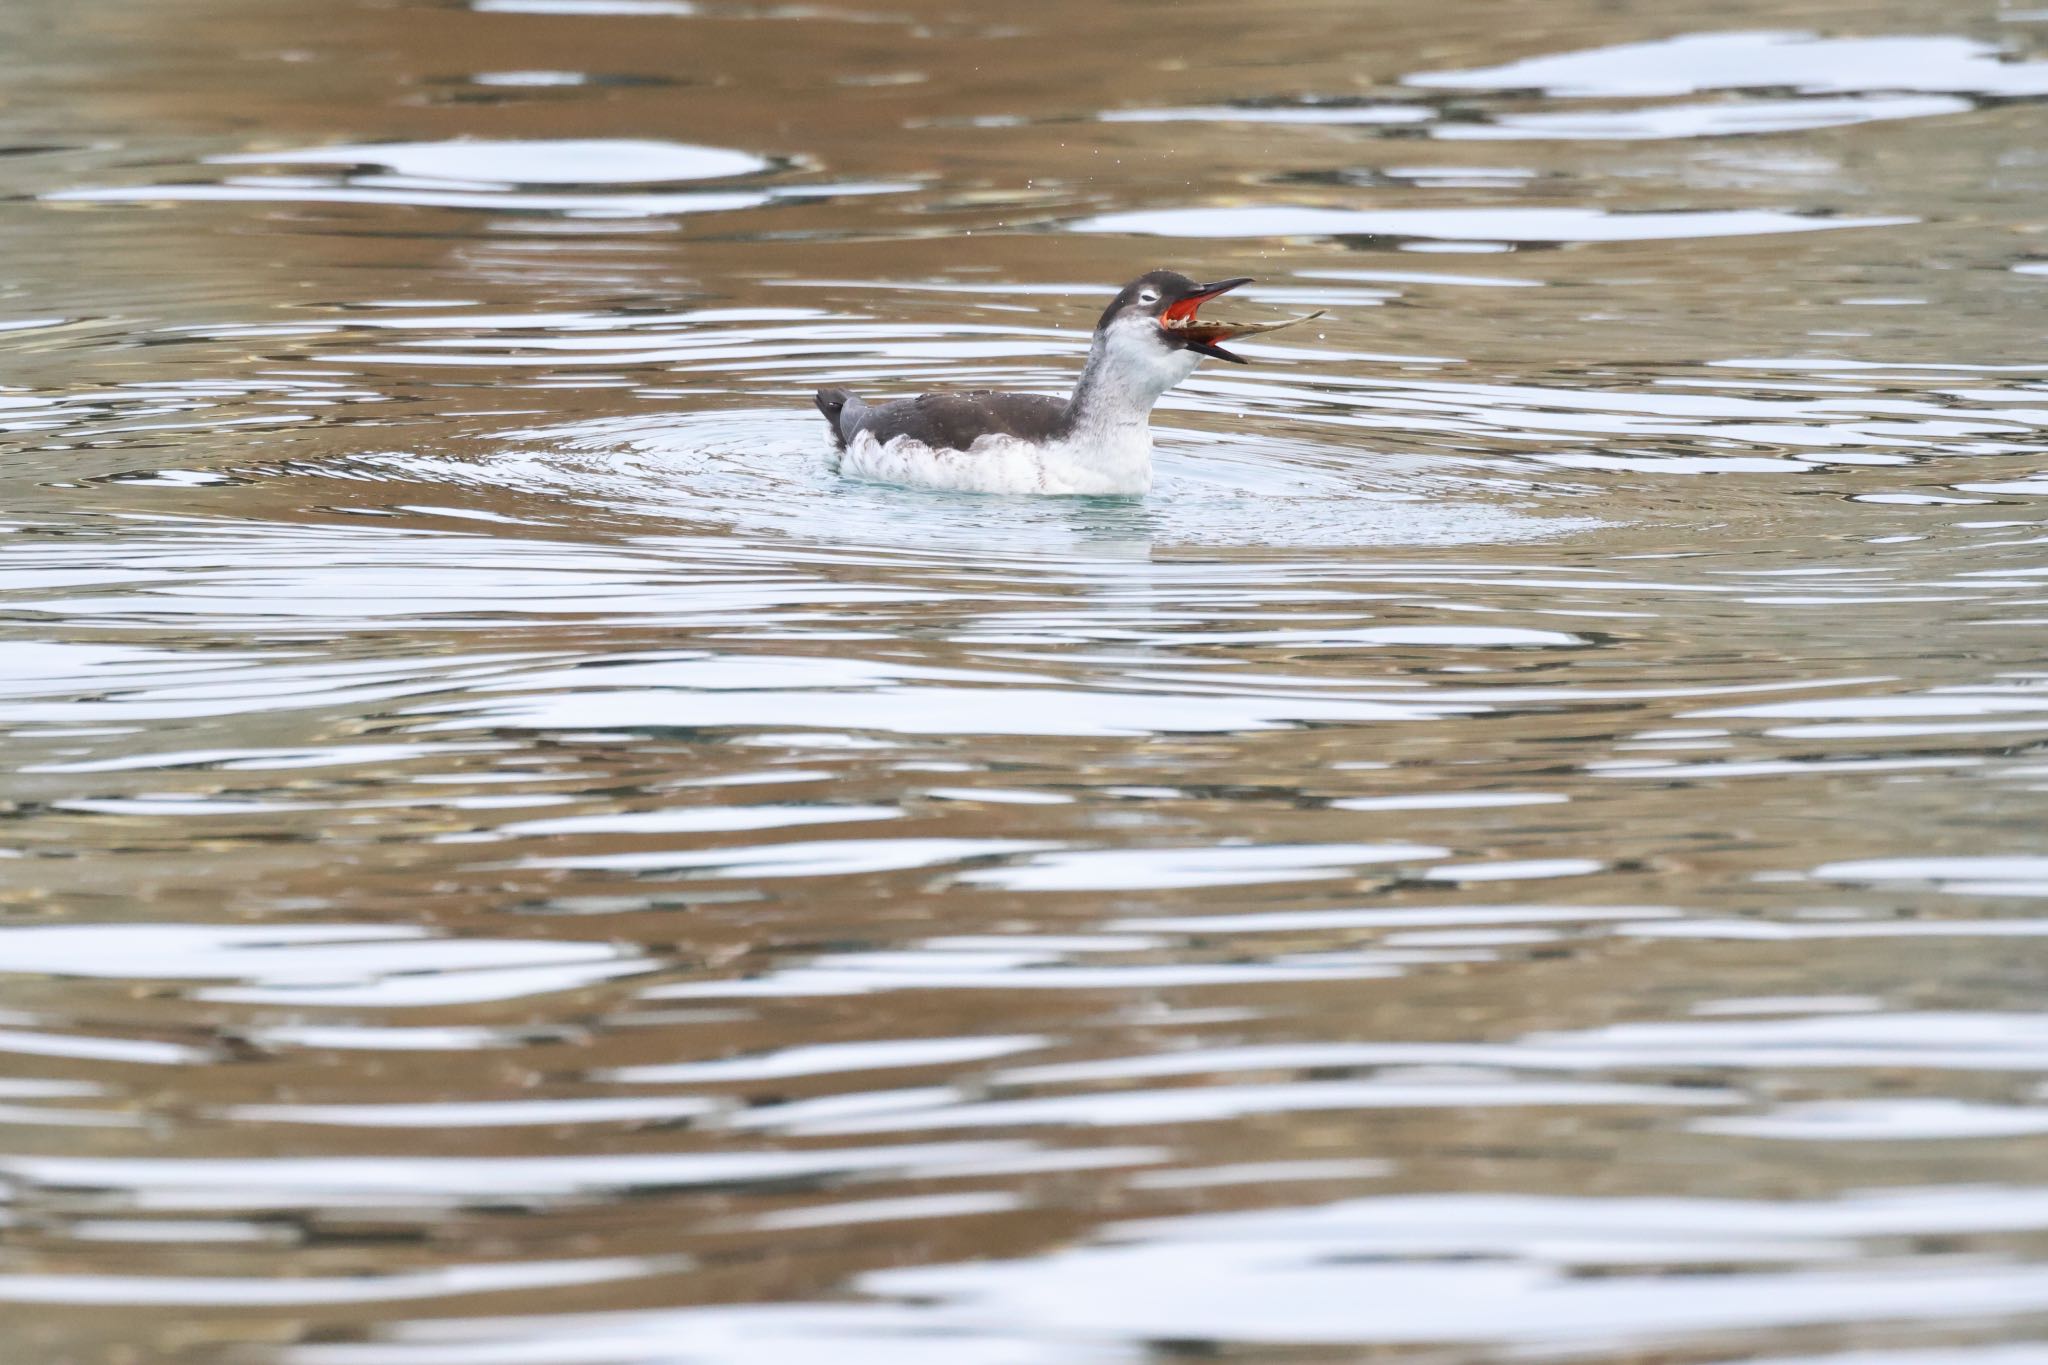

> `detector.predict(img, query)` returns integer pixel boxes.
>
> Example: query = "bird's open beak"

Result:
[1162,277,1253,329]
[1160,277,1319,364]
[1163,278,1253,327]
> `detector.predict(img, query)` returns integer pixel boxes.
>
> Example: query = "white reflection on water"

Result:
[1628,919,2048,940]
[643,957,1402,999]
[247,1024,554,1052]
[1439,95,1974,141]
[271,1303,2048,1365]
[21,741,504,775]
[955,843,1446,891]
[1113,904,1676,932]
[225,1096,726,1128]
[199,958,660,1008]
[43,139,920,219]
[1409,31,2048,99]
[1695,1099,2048,1141]
[0,1256,672,1307]
[496,803,901,836]
[1073,207,1912,243]
[47,183,778,217]
[1130,1158,1393,1188]
[852,1190,2048,1349]
[728,1075,1735,1136]
[0,924,634,982]
[1100,92,1975,143]
[996,1011,2048,1084]
[1101,102,1434,126]
[0,1142,1096,1206]
[0,923,658,1008]
[522,836,1055,877]
[428,674,1476,737]
[1811,856,2048,896]
[0,1026,209,1066]
[475,0,696,13]
[599,1035,1048,1084]
[211,140,771,184]
[284,1304,1138,1365]
[1102,29,2048,147]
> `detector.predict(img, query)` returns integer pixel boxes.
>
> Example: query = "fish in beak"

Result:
[1160,277,1322,364]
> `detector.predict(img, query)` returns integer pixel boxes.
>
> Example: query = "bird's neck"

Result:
[1062,322,1198,444]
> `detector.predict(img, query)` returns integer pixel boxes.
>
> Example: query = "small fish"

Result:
[1160,304,1326,363]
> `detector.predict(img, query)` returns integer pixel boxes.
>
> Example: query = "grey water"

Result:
[6,0,2048,1360]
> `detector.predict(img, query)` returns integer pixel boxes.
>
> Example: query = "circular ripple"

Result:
[365,408,1602,554]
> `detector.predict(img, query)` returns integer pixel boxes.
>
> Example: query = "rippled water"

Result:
[7,0,2048,1359]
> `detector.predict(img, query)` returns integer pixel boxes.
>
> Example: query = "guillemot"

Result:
[813,271,1319,496]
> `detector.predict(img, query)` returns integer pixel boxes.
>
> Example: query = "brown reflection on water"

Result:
[7,0,2048,1360]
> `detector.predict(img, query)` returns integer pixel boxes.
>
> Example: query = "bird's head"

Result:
[1099,270,1261,363]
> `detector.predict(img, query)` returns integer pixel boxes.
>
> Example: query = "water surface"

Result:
[6,0,2048,1360]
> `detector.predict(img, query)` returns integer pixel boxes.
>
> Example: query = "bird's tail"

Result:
[814,388,853,448]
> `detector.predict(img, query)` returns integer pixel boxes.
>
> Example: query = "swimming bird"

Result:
[813,271,1316,496]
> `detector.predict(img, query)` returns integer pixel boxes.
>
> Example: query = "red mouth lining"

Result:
[1162,289,1229,328]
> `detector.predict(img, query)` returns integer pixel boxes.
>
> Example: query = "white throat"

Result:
[1073,313,1201,418]
[1067,313,1200,437]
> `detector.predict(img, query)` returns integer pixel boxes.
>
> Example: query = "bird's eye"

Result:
[1138,289,1160,305]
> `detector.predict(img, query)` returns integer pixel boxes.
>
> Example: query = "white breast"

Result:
[839,428,1153,497]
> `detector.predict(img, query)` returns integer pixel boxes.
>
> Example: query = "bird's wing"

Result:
[848,392,1068,453]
